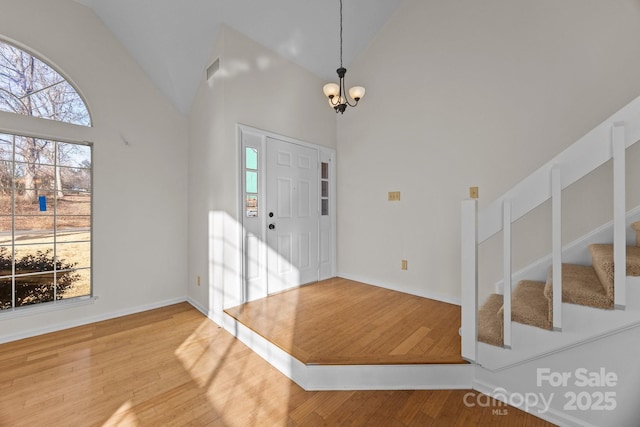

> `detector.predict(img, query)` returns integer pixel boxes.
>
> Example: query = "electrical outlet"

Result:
[197,275,201,286]
[388,191,401,201]
[401,260,408,270]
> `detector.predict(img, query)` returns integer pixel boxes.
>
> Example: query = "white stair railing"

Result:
[613,123,626,309]
[461,95,640,361]
[502,200,512,348]
[551,168,562,331]
[460,199,478,362]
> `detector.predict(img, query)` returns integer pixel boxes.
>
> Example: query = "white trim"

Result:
[477,291,640,372]
[503,200,512,348]
[613,122,626,308]
[461,199,478,362]
[0,133,95,319]
[238,128,267,304]
[223,312,307,384]
[237,124,337,156]
[551,168,563,330]
[0,35,95,126]
[237,124,337,303]
[0,296,96,321]
[0,116,93,146]
[319,149,337,280]
[222,312,474,391]
[495,203,640,293]
[478,95,640,244]
[303,363,474,391]
[187,296,218,324]
[0,296,186,345]
[336,272,461,306]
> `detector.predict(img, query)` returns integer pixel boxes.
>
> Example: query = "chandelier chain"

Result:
[323,0,364,113]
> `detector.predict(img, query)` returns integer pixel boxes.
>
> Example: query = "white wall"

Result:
[337,0,640,303]
[187,26,337,322]
[0,0,188,342]
[6,0,640,343]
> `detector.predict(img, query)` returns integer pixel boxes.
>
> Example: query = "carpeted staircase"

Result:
[478,221,640,347]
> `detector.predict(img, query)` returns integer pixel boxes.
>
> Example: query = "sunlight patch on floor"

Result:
[174,319,221,388]
[102,400,139,427]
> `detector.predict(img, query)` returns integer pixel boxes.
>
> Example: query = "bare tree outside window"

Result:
[0,135,92,310]
[0,40,92,310]
[0,40,90,126]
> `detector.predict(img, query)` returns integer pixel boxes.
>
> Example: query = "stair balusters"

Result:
[461,198,478,362]
[613,123,626,309]
[551,168,563,331]
[503,200,512,349]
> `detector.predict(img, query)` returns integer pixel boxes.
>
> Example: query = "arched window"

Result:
[0,39,92,313]
[0,40,91,126]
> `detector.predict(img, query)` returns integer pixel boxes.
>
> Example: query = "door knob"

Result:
[268,223,275,230]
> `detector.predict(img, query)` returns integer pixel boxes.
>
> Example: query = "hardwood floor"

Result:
[225,277,466,365]
[0,303,554,426]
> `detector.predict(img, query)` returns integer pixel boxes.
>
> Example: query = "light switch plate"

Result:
[388,191,401,201]
[469,187,479,199]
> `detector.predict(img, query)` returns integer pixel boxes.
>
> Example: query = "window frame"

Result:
[0,37,93,127]
[0,131,93,315]
[245,146,260,218]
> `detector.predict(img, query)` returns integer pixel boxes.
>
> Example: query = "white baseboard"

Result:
[186,296,225,326]
[186,296,211,318]
[223,313,473,390]
[0,296,187,345]
[303,363,475,391]
[337,273,461,306]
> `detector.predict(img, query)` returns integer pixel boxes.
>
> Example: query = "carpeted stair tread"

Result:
[509,280,552,330]
[544,263,612,312]
[477,294,503,347]
[589,244,640,300]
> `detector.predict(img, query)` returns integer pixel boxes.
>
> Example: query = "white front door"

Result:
[240,126,333,303]
[265,137,319,293]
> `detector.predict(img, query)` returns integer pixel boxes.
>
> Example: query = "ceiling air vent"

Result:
[206,58,220,81]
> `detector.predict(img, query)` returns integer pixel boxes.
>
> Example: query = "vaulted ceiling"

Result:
[74,0,405,114]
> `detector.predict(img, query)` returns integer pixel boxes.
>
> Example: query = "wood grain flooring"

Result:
[0,303,554,426]
[225,277,466,365]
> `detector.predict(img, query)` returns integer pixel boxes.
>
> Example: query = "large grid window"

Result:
[0,134,92,310]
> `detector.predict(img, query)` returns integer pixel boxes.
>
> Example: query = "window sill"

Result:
[0,296,97,320]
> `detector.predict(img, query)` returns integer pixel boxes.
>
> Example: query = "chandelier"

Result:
[322,0,365,114]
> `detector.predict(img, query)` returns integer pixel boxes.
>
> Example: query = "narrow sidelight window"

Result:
[245,147,259,217]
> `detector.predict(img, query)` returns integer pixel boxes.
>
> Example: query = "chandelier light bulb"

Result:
[323,83,340,98]
[348,86,365,101]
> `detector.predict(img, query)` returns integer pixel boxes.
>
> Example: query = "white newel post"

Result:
[551,168,563,331]
[502,200,512,349]
[461,199,478,362]
[613,122,626,309]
